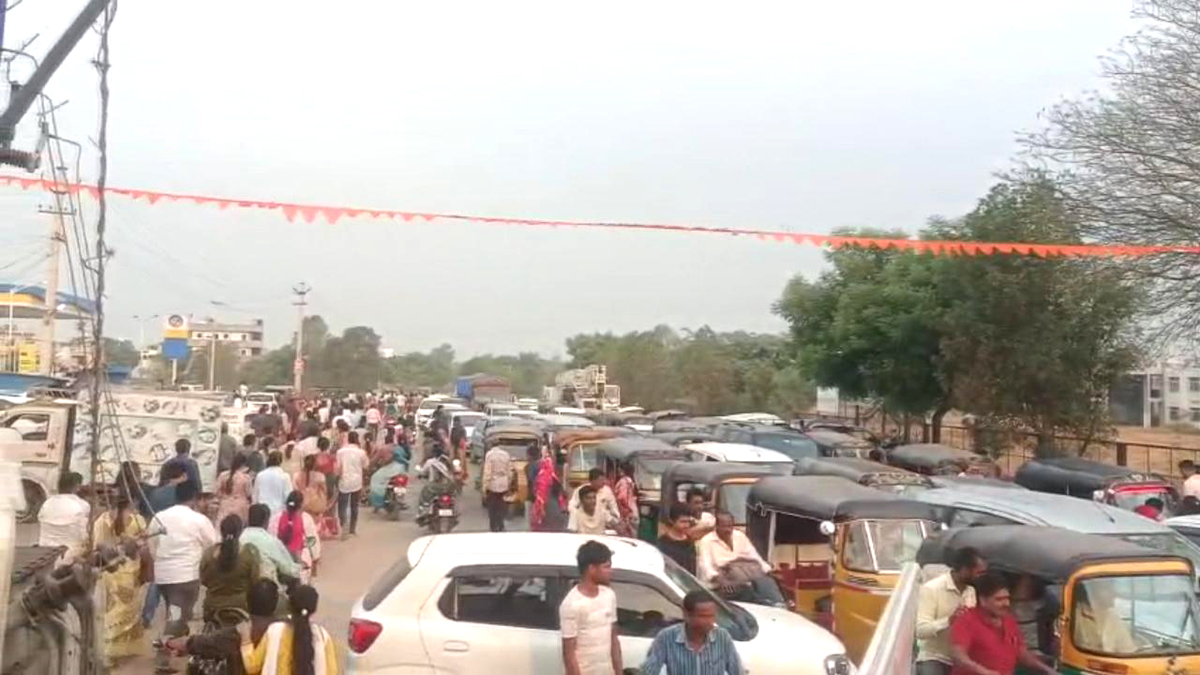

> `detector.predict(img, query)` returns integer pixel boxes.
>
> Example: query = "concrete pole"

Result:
[38,205,64,375]
[208,332,217,391]
[292,282,310,391]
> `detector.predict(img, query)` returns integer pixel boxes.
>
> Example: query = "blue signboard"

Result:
[161,338,191,361]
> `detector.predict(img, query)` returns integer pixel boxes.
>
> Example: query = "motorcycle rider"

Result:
[415,453,459,525]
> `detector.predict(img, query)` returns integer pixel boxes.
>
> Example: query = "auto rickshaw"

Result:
[917,524,1200,675]
[884,443,997,476]
[479,422,544,516]
[793,456,934,495]
[1014,456,1178,516]
[745,476,940,663]
[659,461,777,536]
[652,431,720,447]
[554,427,636,491]
[594,436,692,541]
[804,429,876,458]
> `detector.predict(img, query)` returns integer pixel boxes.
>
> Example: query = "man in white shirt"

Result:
[568,469,620,527]
[686,488,717,540]
[37,472,91,566]
[1182,460,1200,500]
[696,511,785,607]
[336,430,368,537]
[568,485,616,535]
[252,450,293,519]
[916,547,986,675]
[482,442,513,532]
[145,481,218,669]
[560,540,622,675]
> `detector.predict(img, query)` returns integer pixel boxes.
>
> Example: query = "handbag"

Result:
[717,558,766,587]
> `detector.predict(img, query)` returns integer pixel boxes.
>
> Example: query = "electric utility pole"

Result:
[292,282,310,391]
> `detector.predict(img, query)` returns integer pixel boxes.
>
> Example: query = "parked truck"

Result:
[543,365,620,411]
[454,374,512,406]
[1,388,225,522]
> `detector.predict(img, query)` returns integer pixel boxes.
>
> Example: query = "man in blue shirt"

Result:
[161,438,202,493]
[640,590,743,675]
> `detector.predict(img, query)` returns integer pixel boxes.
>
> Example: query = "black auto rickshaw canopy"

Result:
[660,461,778,518]
[885,443,994,475]
[793,457,933,490]
[916,525,1188,581]
[651,417,724,434]
[653,431,720,447]
[747,475,940,523]
[1014,457,1168,497]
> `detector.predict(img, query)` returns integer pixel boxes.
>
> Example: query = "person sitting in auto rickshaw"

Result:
[1073,577,1136,655]
[696,512,787,608]
[685,488,716,540]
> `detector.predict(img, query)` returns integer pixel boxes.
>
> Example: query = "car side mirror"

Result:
[819,520,836,537]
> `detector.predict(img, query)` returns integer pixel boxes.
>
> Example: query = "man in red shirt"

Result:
[950,572,1056,675]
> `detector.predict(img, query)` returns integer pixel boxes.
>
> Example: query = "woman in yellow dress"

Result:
[92,493,150,669]
[241,584,338,674]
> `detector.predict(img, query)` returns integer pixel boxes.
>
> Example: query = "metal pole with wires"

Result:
[86,1,115,550]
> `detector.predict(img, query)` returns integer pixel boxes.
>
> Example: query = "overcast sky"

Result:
[0,1,1139,357]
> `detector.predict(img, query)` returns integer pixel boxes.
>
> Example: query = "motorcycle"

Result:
[383,473,409,520]
[417,492,459,533]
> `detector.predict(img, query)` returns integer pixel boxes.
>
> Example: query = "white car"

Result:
[722,412,786,426]
[416,398,466,429]
[347,532,849,675]
[682,441,796,474]
[449,411,487,438]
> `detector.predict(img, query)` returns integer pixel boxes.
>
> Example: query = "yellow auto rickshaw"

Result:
[918,525,1200,675]
[594,436,692,542]
[555,427,638,491]
[479,422,544,516]
[659,461,777,537]
[745,475,940,663]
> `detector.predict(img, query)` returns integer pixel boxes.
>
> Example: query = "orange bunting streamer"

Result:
[2,174,1199,257]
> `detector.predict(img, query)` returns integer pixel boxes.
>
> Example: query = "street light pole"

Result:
[208,332,217,391]
[292,282,311,391]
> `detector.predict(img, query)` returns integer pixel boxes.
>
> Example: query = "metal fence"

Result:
[809,409,1200,478]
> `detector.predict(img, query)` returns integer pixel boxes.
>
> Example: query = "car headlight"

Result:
[825,654,856,675]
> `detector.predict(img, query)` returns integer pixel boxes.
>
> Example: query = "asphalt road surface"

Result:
[16,464,513,673]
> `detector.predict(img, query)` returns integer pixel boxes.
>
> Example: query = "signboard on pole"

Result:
[16,344,38,374]
[161,337,190,361]
[163,314,189,340]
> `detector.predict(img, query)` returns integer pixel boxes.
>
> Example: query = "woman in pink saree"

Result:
[530,453,567,531]
[613,461,639,537]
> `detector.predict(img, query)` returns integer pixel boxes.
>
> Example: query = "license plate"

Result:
[437,509,454,517]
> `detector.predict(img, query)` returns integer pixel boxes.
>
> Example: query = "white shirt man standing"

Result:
[568,469,620,528]
[37,471,91,566]
[482,443,513,533]
[915,547,986,675]
[145,481,218,669]
[336,430,368,538]
[252,450,293,519]
[560,541,622,675]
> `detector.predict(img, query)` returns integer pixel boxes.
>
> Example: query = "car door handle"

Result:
[444,640,470,653]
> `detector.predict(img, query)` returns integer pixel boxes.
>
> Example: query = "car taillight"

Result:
[348,618,383,654]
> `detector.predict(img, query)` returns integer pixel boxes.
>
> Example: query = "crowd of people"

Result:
[37,392,417,673]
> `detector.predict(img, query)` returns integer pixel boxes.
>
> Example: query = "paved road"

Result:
[24,464,511,673]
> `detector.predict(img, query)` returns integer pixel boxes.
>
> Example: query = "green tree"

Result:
[931,178,1141,453]
[102,338,140,368]
[775,229,954,437]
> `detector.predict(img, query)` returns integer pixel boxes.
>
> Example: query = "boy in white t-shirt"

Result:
[559,540,623,675]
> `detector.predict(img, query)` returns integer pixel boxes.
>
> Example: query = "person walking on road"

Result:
[200,514,261,624]
[91,491,150,669]
[560,540,622,675]
[218,422,240,474]
[162,438,203,494]
[482,439,513,532]
[37,471,91,566]
[916,546,987,675]
[252,451,293,520]
[164,579,279,675]
[242,584,340,674]
[336,431,368,538]
[239,504,302,586]
[215,453,253,527]
[147,481,219,672]
[640,590,744,675]
[569,485,616,535]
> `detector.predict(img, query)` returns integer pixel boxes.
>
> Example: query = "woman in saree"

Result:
[270,491,322,582]
[368,437,411,510]
[215,452,253,526]
[293,454,329,521]
[92,492,150,669]
[530,450,567,531]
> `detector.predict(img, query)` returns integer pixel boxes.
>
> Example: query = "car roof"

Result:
[538,414,596,427]
[914,485,1168,534]
[410,532,667,575]
[451,410,486,418]
[1165,515,1200,530]
[683,441,793,464]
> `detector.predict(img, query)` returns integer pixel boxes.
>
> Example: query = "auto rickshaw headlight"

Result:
[824,654,855,675]
[819,520,836,537]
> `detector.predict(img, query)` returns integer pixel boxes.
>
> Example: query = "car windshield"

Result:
[660,555,757,641]
[1112,488,1177,517]
[718,483,754,525]
[754,434,820,461]
[623,458,670,492]
[1115,533,1200,579]
[1073,574,1200,657]
[842,520,933,573]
